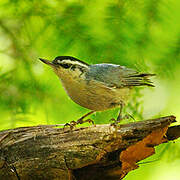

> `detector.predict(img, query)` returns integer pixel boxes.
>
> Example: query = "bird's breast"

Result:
[60,76,131,111]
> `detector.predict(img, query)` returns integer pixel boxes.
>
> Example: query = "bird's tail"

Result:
[123,73,155,87]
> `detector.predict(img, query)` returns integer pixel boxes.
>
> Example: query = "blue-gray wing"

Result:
[85,64,155,88]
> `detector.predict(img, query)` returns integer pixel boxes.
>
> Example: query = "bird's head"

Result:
[39,56,89,79]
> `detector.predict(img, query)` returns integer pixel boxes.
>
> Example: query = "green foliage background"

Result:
[0,0,179,179]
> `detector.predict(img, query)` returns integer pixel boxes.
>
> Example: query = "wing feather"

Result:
[86,64,155,88]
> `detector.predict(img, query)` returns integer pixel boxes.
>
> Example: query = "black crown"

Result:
[53,56,89,66]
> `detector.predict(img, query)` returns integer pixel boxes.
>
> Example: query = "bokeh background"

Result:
[0,0,180,179]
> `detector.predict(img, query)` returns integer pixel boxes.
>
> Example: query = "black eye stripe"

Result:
[57,63,87,73]
[60,63,71,69]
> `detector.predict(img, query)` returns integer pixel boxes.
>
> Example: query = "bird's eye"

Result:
[60,63,71,69]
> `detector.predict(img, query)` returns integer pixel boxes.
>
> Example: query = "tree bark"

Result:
[0,115,179,180]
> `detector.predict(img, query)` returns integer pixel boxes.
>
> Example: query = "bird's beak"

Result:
[39,58,54,66]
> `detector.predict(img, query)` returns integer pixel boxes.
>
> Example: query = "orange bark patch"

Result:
[119,127,168,179]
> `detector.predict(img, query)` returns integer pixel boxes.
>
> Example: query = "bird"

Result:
[39,56,155,128]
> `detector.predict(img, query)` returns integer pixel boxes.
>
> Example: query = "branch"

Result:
[0,115,179,180]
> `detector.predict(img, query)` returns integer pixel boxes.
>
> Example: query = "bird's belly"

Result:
[62,79,131,111]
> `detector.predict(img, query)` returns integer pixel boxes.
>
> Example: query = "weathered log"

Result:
[0,115,179,180]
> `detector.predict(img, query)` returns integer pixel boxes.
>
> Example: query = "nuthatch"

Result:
[39,56,155,127]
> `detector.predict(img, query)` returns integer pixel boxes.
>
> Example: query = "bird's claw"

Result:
[110,114,135,127]
[63,119,94,130]
[64,121,77,130]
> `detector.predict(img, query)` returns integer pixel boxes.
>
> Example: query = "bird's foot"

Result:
[110,114,135,127]
[64,118,94,130]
